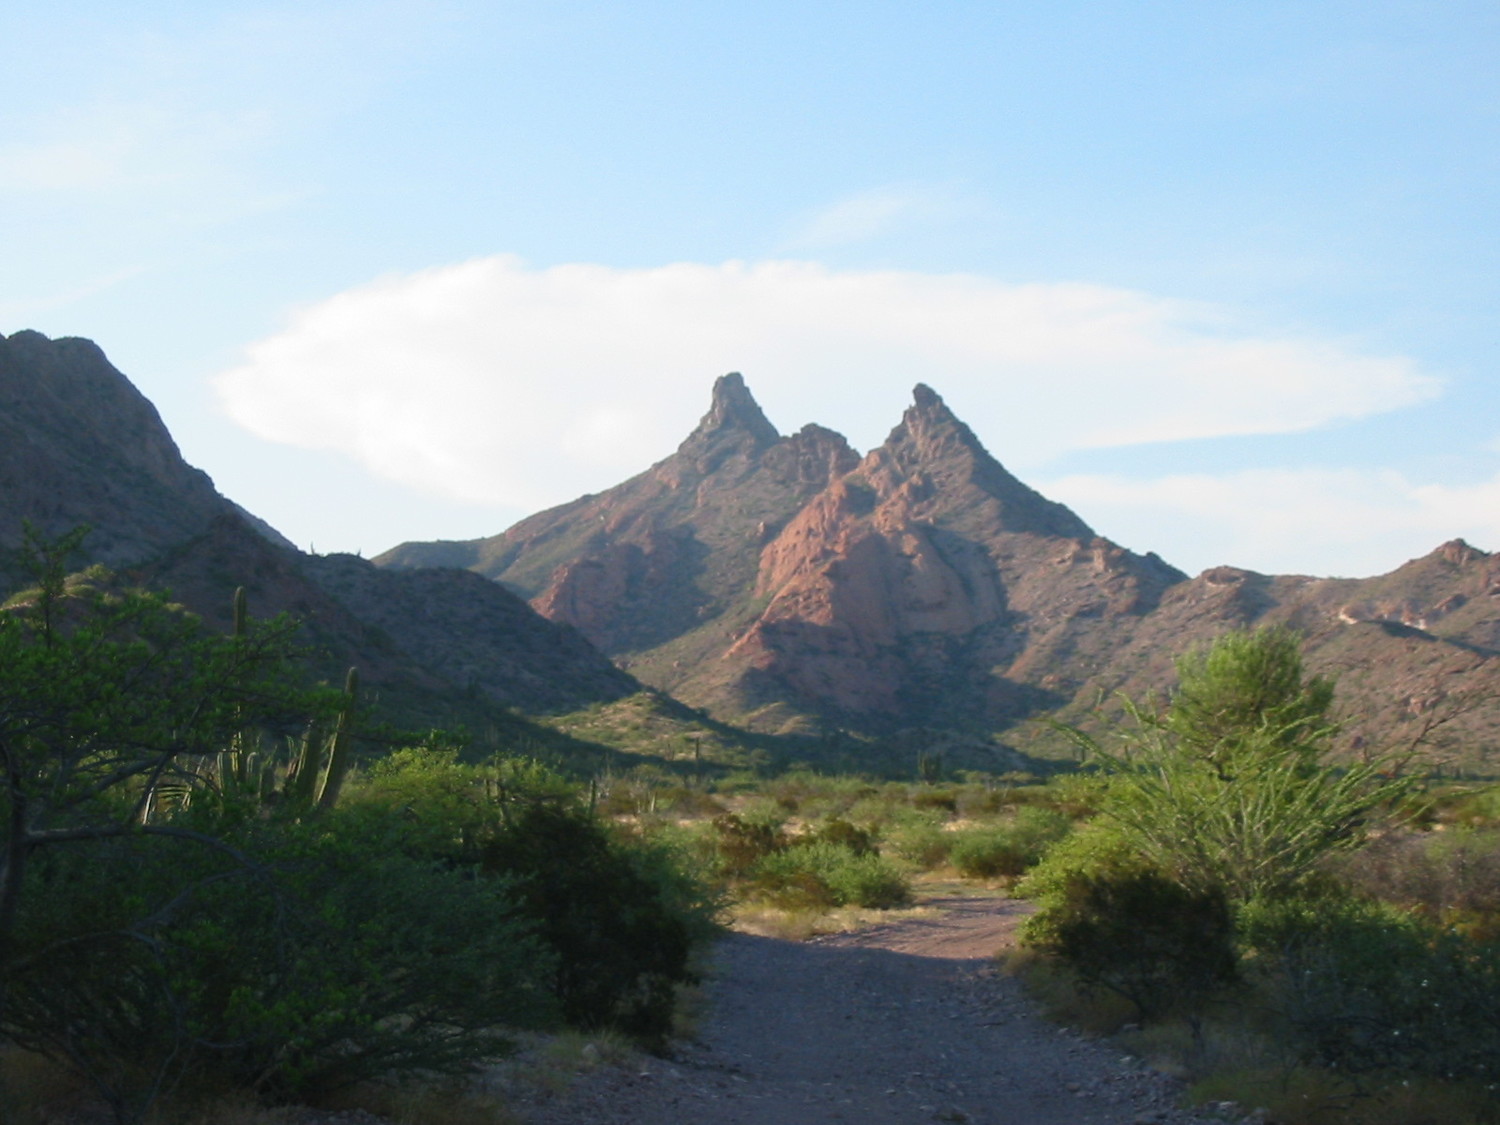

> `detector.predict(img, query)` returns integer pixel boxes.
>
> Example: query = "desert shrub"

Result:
[880,810,953,868]
[1023,862,1238,1022]
[655,786,727,817]
[910,787,958,813]
[752,841,910,909]
[1069,627,1408,904]
[1436,784,1500,829]
[955,785,1004,818]
[949,807,1072,879]
[354,751,720,1046]
[480,803,710,1045]
[804,816,879,856]
[1241,893,1500,1082]
[711,812,787,878]
[4,818,555,1116]
[843,792,902,827]
[823,849,911,908]
[1335,829,1500,938]
[1028,772,1109,819]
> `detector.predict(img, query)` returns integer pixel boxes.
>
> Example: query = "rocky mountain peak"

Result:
[910,382,943,410]
[687,372,780,447]
[873,383,1093,541]
[0,329,233,574]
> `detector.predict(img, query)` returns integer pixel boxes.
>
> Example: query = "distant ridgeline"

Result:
[380,372,1500,773]
[2,328,1496,773]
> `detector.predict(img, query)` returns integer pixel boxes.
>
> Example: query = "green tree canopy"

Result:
[0,528,336,953]
[1065,625,1407,904]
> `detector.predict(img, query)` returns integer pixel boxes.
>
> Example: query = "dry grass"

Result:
[1007,949,1500,1125]
[474,1029,639,1102]
[999,947,1138,1036]
[728,900,940,941]
[1189,1066,1500,1125]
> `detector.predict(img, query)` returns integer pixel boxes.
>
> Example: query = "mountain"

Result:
[0,331,227,584]
[379,375,1182,734]
[381,375,1500,772]
[0,330,637,727]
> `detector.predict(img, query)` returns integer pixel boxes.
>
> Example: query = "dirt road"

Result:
[510,897,1240,1125]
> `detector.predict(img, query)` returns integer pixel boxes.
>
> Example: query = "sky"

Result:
[2,1,1498,579]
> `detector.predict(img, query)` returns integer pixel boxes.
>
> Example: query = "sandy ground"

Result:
[502,896,1248,1125]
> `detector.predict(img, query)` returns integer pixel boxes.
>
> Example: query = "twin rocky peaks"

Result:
[378,374,1500,761]
[374,377,1177,733]
[4,329,1498,768]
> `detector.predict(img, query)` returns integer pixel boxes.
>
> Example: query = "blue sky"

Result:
[3,1,1497,577]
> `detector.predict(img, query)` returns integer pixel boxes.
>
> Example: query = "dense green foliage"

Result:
[1055,626,1407,904]
[947,807,1071,880]
[6,821,554,1111]
[1240,892,1500,1083]
[0,536,720,1123]
[1020,625,1500,1115]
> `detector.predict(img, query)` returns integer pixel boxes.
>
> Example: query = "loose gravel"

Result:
[501,896,1254,1125]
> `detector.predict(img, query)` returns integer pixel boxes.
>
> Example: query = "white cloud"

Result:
[1045,467,1500,578]
[215,255,1442,520]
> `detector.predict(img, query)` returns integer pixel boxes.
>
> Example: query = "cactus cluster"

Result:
[182,589,361,817]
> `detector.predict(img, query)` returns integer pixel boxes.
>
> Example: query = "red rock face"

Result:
[380,375,1183,732]
[381,373,1500,759]
[716,386,1185,725]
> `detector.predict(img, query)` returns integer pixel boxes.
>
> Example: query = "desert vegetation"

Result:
[1012,626,1500,1124]
[4,529,1499,1125]
[0,534,719,1124]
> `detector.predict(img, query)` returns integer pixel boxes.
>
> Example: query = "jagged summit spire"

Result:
[911,382,943,410]
[893,381,978,451]
[684,372,780,449]
[879,381,1095,540]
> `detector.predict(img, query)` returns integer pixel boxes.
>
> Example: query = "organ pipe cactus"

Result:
[317,667,360,810]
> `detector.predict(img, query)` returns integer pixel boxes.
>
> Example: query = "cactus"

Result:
[285,720,325,810]
[316,667,359,810]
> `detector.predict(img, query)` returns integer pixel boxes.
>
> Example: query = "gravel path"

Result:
[507,897,1244,1125]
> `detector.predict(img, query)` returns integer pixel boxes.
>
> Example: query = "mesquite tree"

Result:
[0,528,332,963]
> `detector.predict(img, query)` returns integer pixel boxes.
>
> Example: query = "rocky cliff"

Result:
[380,376,1183,736]
[381,374,1500,771]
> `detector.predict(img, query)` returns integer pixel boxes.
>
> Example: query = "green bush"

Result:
[910,788,958,813]
[354,749,720,1046]
[4,819,555,1116]
[1023,862,1238,1022]
[752,841,911,909]
[1071,626,1408,904]
[1241,893,1500,1082]
[711,812,787,878]
[878,809,951,868]
[804,816,879,856]
[1335,829,1500,938]
[949,807,1071,879]
[481,803,711,1045]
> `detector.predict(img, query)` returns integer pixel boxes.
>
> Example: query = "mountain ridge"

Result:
[380,374,1500,770]
[0,330,639,727]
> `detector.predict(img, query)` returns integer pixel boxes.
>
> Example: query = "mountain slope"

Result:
[380,373,1500,770]
[0,330,637,725]
[380,377,1184,735]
